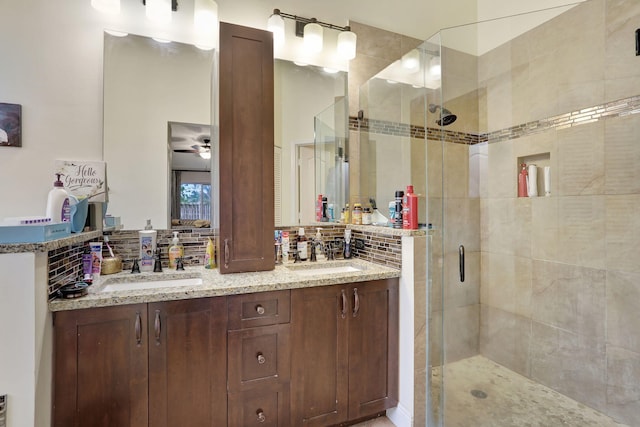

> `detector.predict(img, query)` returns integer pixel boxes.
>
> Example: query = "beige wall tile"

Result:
[605,115,640,195]
[530,321,607,413]
[444,304,479,363]
[481,252,532,318]
[481,197,532,258]
[444,142,469,198]
[606,345,640,426]
[605,0,640,84]
[606,195,640,273]
[531,197,559,261]
[486,139,515,198]
[607,270,640,354]
[556,195,606,269]
[444,251,480,309]
[479,305,530,377]
[531,261,606,339]
[557,121,605,196]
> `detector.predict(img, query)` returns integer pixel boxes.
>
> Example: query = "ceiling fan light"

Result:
[337,28,356,60]
[91,0,120,14]
[303,20,323,54]
[199,151,211,160]
[146,0,172,24]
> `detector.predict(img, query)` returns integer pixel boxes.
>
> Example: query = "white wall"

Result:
[0,252,50,427]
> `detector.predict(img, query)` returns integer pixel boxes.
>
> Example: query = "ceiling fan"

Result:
[173,135,211,158]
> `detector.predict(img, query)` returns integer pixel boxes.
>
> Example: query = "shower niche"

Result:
[516,152,551,198]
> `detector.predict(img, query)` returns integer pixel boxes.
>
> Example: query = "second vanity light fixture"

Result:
[267,9,357,60]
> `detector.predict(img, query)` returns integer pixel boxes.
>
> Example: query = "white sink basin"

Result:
[99,277,203,293]
[286,264,365,276]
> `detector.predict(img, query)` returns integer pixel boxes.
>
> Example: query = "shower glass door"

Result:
[435,1,639,426]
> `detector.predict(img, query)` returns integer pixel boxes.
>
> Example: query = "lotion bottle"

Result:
[168,231,184,269]
[518,163,528,197]
[205,237,215,269]
[139,229,157,272]
[46,174,71,223]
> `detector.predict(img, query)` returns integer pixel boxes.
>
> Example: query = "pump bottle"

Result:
[402,185,419,230]
[168,231,184,269]
[46,174,71,223]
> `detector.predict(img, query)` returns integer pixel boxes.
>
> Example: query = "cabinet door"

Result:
[148,297,227,427]
[219,22,275,274]
[290,285,349,426]
[347,279,399,419]
[53,304,149,427]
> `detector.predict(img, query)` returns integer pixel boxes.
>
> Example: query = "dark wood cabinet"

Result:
[53,299,227,427]
[148,298,227,427]
[218,22,274,274]
[53,304,149,427]
[290,279,399,426]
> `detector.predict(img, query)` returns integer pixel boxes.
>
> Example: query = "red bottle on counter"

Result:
[402,185,418,230]
[315,194,323,222]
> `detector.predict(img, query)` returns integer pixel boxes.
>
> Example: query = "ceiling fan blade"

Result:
[174,149,199,153]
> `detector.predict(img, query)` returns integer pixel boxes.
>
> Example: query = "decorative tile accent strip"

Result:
[48,243,86,298]
[350,94,640,145]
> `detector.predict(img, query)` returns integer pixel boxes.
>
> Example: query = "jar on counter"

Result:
[352,203,363,225]
[362,207,372,225]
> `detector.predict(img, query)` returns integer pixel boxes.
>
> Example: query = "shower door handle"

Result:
[459,245,465,283]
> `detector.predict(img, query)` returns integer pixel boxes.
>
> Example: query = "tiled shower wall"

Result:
[471,1,640,424]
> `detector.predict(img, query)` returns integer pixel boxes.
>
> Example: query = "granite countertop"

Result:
[0,230,103,253]
[49,258,401,311]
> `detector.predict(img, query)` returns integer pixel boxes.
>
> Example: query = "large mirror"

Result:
[103,31,347,229]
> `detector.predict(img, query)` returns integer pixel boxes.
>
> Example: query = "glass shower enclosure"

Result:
[359,0,640,425]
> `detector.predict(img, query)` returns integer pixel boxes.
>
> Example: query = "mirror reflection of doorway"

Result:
[297,144,315,224]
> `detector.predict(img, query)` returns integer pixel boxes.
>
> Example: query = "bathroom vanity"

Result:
[49,260,400,427]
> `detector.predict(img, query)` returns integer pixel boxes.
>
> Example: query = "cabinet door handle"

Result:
[256,409,266,423]
[224,239,230,269]
[154,309,161,345]
[459,244,465,283]
[255,304,265,315]
[340,289,348,319]
[135,311,142,345]
[353,288,360,317]
[257,352,266,364]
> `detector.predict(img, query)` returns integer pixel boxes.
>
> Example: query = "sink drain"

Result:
[470,389,488,399]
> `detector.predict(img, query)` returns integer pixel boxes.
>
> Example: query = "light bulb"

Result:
[337,29,357,60]
[91,0,120,14]
[267,10,285,49]
[194,0,218,33]
[303,20,323,53]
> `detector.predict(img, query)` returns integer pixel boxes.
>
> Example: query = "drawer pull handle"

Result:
[224,239,230,269]
[353,288,360,317]
[135,311,142,345]
[154,309,161,345]
[340,289,347,319]
[257,353,266,364]
[256,409,266,423]
[256,304,265,315]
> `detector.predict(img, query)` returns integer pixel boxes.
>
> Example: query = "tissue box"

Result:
[0,222,71,244]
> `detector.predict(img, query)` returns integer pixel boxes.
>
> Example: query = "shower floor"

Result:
[430,355,628,427]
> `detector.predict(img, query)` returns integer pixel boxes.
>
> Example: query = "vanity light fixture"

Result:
[91,0,120,15]
[266,9,357,60]
[429,56,441,78]
[194,0,217,33]
[199,151,211,160]
[401,49,420,71]
[143,0,175,24]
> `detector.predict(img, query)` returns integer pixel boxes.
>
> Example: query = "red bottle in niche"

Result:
[402,185,419,230]
[518,163,528,197]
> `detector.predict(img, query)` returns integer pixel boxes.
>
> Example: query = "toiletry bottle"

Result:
[297,228,308,261]
[518,163,528,197]
[281,231,290,263]
[168,231,184,269]
[89,241,103,279]
[205,237,215,269]
[352,203,363,225]
[321,197,328,222]
[46,174,71,223]
[344,229,352,259]
[82,245,93,283]
[328,204,334,222]
[316,194,323,222]
[315,228,325,261]
[394,191,404,229]
[139,229,157,272]
[403,185,419,230]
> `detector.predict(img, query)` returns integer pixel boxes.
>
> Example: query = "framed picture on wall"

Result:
[0,103,22,147]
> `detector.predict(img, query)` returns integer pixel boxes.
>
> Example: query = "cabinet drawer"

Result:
[228,324,290,391]
[228,290,290,329]
[228,384,289,427]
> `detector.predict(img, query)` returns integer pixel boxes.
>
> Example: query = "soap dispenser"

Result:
[315,228,325,262]
[168,231,184,269]
[46,174,71,223]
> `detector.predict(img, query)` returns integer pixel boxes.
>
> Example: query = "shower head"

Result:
[428,104,457,126]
